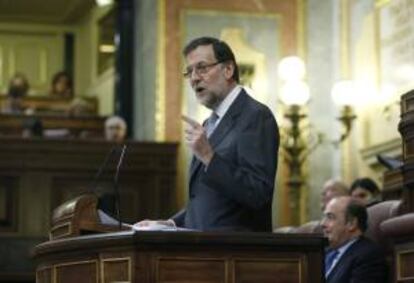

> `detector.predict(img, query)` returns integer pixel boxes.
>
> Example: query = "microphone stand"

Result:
[114,144,127,230]
[91,146,117,196]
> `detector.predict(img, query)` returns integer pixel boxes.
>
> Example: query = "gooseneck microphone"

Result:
[91,145,117,195]
[114,144,127,230]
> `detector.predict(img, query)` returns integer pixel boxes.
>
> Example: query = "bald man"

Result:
[105,116,127,143]
[321,196,387,283]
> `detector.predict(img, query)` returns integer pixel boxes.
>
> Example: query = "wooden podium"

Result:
[50,194,129,240]
[36,186,327,282]
[33,230,326,283]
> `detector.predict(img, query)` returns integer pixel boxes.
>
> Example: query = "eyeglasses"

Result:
[183,61,224,78]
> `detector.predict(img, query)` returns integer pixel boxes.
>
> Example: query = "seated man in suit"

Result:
[321,196,388,283]
[135,36,279,232]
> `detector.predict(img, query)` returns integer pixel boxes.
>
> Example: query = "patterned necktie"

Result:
[324,249,339,276]
[204,112,219,137]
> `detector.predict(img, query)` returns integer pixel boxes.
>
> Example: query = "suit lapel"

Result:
[189,156,201,188]
[188,90,247,185]
[326,238,361,282]
[208,90,246,148]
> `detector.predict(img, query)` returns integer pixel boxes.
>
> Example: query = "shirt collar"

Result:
[213,85,242,119]
[334,236,359,257]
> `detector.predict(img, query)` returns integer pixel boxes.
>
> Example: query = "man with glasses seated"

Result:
[135,36,279,232]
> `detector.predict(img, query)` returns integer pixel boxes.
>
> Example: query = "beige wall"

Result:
[0,22,70,94]
[74,4,114,115]
[0,4,115,115]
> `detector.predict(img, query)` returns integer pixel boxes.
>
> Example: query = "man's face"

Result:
[321,197,354,249]
[321,188,342,211]
[105,123,126,143]
[185,45,233,109]
[55,77,71,94]
[351,187,374,206]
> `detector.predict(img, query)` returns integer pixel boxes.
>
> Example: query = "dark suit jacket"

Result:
[172,89,279,232]
[326,237,388,283]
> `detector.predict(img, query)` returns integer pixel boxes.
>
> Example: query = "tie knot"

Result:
[209,112,219,122]
[325,249,339,275]
[205,112,219,137]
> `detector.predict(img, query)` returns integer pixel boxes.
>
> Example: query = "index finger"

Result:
[181,115,200,128]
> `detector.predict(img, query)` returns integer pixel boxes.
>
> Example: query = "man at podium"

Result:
[136,36,279,232]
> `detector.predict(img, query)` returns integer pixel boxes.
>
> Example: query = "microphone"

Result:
[90,145,118,196]
[113,144,127,230]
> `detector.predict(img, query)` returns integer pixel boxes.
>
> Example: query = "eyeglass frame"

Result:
[182,60,227,78]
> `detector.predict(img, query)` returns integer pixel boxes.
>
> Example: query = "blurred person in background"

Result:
[105,115,127,143]
[321,179,349,211]
[350,177,381,207]
[49,71,73,99]
[2,72,30,113]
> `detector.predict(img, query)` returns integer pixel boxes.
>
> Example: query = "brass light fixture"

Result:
[278,57,312,225]
[278,58,357,225]
[331,80,358,145]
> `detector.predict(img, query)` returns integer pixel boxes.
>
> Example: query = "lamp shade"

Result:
[331,80,357,106]
[280,81,310,106]
[96,0,113,6]
[278,56,306,81]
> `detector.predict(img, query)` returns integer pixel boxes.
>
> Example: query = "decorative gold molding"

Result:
[397,249,414,280]
[155,0,166,142]
[360,137,402,167]
[183,8,281,20]
[298,0,308,224]
[0,45,3,84]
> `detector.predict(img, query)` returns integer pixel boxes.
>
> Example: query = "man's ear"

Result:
[346,217,359,232]
[223,62,235,80]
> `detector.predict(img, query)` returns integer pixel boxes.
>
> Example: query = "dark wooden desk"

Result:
[0,138,178,282]
[0,95,98,114]
[33,231,327,283]
[0,113,105,137]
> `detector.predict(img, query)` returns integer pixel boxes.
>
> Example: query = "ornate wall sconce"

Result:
[278,57,314,225]
[331,80,358,145]
[278,58,357,224]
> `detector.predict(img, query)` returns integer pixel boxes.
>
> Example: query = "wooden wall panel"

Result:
[234,258,302,283]
[101,257,131,283]
[55,261,97,283]
[397,249,414,281]
[156,258,226,283]
[36,267,52,283]
[0,176,18,232]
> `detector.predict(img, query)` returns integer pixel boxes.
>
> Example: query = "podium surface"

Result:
[33,230,326,283]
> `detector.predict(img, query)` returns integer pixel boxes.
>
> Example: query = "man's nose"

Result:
[189,68,202,81]
[320,218,327,228]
